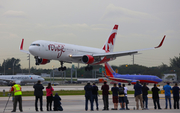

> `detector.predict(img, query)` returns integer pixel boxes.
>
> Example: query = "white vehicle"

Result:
[20,24,165,71]
[0,75,44,85]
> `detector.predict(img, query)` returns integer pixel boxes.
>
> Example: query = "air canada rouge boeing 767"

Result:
[20,24,165,71]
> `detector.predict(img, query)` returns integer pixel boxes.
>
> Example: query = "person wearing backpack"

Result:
[118,83,125,110]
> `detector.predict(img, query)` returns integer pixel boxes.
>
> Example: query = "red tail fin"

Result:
[102,25,118,52]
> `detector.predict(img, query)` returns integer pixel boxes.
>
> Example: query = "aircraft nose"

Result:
[158,78,162,82]
[29,46,38,56]
[41,78,45,81]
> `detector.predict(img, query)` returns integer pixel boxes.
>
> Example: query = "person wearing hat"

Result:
[9,81,23,112]
[101,81,109,110]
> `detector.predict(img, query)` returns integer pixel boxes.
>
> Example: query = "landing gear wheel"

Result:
[58,61,66,71]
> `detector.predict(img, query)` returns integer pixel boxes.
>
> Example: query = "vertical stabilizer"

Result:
[102,24,118,52]
[104,62,115,77]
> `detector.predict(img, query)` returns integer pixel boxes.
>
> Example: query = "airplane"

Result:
[20,24,166,71]
[0,75,45,85]
[104,62,162,85]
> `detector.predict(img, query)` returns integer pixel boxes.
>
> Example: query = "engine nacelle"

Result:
[36,58,50,65]
[82,55,94,64]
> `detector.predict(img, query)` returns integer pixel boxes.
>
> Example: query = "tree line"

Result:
[0,54,180,80]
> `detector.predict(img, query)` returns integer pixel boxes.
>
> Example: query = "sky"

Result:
[0,0,180,70]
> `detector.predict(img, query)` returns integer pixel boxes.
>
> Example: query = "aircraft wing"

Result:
[0,78,22,83]
[0,78,13,81]
[71,35,165,59]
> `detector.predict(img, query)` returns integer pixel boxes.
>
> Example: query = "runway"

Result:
[0,94,179,113]
[1,84,178,113]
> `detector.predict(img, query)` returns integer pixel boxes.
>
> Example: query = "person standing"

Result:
[84,82,93,111]
[118,83,125,110]
[142,83,149,110]
[46,83,54,111]
[9,81,23,112]
[163,82,172,109]
[172,83,180,109]
[101,81,109,110]
[123,84,130,110]
[111,83,119,110]
[134,81,143,110]
[33,80,44,112]
[92,82,99,110]
[151,84,161,109]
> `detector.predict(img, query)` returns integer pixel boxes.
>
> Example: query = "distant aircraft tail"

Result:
[102,24,118,52]
[104,62,116,78]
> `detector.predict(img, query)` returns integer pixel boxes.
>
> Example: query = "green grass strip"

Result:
[0,90,156,97]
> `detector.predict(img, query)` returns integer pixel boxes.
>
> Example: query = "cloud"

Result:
[102,4,160,22]
[3,10,27,18]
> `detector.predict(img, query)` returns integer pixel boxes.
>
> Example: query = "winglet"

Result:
[20,39,24,50]
[19,39,30,54]
[155,35,166,48]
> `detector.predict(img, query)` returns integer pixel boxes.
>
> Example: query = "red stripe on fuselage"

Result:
[105,75,158,84]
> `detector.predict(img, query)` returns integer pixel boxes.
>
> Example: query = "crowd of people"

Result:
[84,81,179,111]
[8,80,179,112]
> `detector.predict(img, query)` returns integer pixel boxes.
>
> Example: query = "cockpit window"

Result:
[30,44,40,46]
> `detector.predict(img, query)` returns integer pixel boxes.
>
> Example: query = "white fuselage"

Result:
[0,75,44,83]
[29,40,107,63]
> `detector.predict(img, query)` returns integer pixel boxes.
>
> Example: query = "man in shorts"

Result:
[118,83,125,110]
[111,83,119,110]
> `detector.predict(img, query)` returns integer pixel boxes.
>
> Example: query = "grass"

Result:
[0,90,155,97]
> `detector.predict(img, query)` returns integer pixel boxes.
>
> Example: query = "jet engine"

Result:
[82,55,94,64]
[35,57,50,65]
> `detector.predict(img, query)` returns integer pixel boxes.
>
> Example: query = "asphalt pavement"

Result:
[0,94,179,113]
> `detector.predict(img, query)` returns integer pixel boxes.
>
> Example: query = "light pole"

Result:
[3,60,5,75]
[13,60,17,75]
[52,65,54,85]
[27,54,30,74]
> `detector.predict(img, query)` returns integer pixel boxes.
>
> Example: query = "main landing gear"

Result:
[85,65,93,71]
[58,61,66,71]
